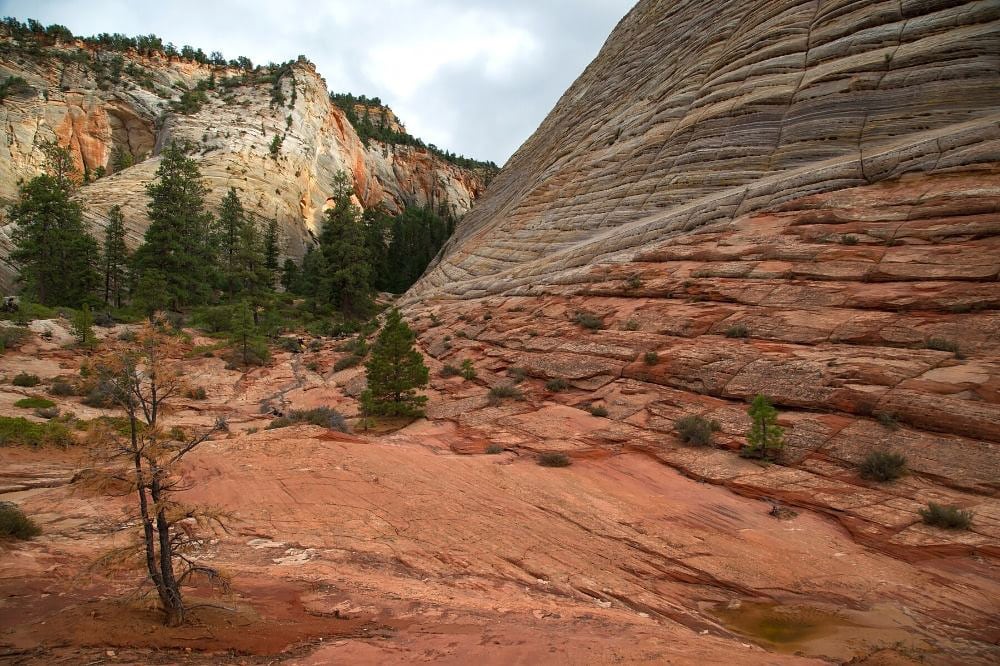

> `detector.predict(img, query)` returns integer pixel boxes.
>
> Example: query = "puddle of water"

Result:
[711,601,855,649]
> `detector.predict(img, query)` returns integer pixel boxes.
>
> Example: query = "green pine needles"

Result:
[362,309,429,418]
[742,394,784,460]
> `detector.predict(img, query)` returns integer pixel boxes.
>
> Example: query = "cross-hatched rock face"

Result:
[407,0,1000,299]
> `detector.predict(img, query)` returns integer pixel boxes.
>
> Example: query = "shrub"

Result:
[841,234,859,245]
[625,274,643,290]
[0,502,40,540]
[546,378,569,392]
[456,330,469,339]
[507,366,527,383]
[924,338,963,358]
[675,415,720,447]
[919,503,973,530]
[461,359,478,380]
[14,397,56,410]
[0,326,29,353]
[48,381,75,396]
[278,337,303,353]
[334,354,363,371]
[725,324,750,339]
[875,412,899,430]
[0,416,73,447]
[488,384,524,406]
[485,444,503,454]
[572,312,605,331]
[35,406,60,419]
[623,319,639,331]
[81,380,117,408]
[12,373,40,387]
[185,386,207,400]
[538,452,571,467]
[859,450,907,482]
[643,351,659,365]
[440,364,461,378]
[306,361,320,373]
[267,407,348,433]
[117,329,137,342]
[588,405,609,418]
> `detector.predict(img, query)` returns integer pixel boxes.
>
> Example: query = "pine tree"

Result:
[280,258,299,292]
[216,187,246,296]
[8,144,99,307]
[71,304,97,348]
[317,172,372,316]
[362,308,428,417]
[229,300,268,366]
[102,205,129,308]
[743,394,784,460]
[262,218,281,288]
[131,143,216,309]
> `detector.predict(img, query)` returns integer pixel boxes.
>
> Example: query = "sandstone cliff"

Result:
[402,0,1000,566]
[0,36,492,289]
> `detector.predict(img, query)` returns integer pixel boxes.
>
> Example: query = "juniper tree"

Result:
[102,205,129,307]
[743,394,784,460]
[8,144,99,307]
[131,143,216,309]
[362,308,429,417]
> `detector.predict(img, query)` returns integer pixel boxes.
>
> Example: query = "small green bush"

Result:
[643,351,659,365]
[572,312,605,331]
[507,366,527,383]
[81,380,117,408]
[0,326,29,353]
[545,378,569,392]
[334,354,363,371]
[12,373,40,387]
[874,411,899,430]
[924,338,963,358]
[859,450,907,482]
[267,407,348,433]
[440,364,461,378]
[14,397,56,410]
[841,234,859,245]
[488,384,524,405]
[0,502,40,540]
[0,416,73,447]
[588,405,609,418]
[48,381,75,396]
[485,444,503,454]
[725,324,750,339]
[675,415,721,446]
[185,386,207,400]
[625,274,643,290]
[919,502,973,530]
[278,337,303,353]
[461,359,478,380]
[623,319,639,331]
[35,406,60,420]
[538,452,571,467]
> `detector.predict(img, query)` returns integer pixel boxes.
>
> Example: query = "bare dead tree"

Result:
[88,322,228,626]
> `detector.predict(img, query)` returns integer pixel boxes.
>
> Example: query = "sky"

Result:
[0,0,636,165]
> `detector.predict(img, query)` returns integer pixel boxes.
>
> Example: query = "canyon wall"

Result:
[0,39,490,289]
[402,0,1000,564]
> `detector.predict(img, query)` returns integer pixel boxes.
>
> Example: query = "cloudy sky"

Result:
[1,0,635,164]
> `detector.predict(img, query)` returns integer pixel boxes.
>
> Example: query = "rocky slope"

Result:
[0,36,492,289]
[398,0,1000,601]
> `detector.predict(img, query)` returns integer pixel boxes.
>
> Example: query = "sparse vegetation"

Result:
[725,324,750,339]
[625,274,643,290]
[185,386,207,400]
[266,406,348,433]
[675,414,721,447]
[48,380,75,396]
[572,312,605,331]
[875,411,899,430]
[924,337,963,358]
[545,378,569,392]
[461,359,477,380]
[840,234,859,245]
[488,383,525,406]
[507,366,527,383]
[0,415,73,447]
[12,373,40,387]
[14,396,55,410]
[0,502,40,540]
[623,319,639,331]
[587,405,609,418]
[643,351,659,365]
[538,452,571,467]
[485,444,503,454]
[0,326,29,353]
[440,364,461,378]
[919,502,973,530]
[859,450,907,482]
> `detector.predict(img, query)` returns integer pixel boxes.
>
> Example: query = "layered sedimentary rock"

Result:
[0,39,490,289]
[402,0,1000,577]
